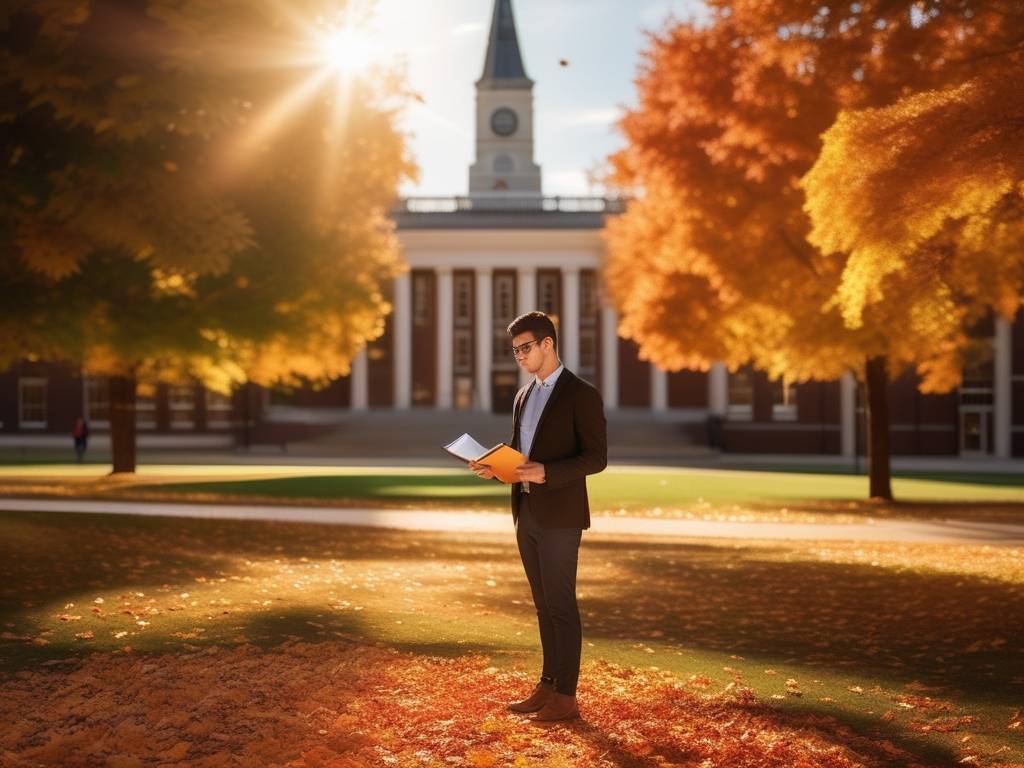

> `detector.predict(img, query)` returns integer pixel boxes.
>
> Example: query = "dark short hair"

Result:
[507,311,557,350]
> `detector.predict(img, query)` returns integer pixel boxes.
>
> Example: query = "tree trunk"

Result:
[864,356,893,501]
[109,375,137,474]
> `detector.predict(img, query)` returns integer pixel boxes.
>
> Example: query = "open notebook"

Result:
[443,433,526,485]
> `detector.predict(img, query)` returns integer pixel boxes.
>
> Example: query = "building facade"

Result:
[1,0,1021,459]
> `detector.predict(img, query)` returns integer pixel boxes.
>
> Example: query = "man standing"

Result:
[470,311,607,722]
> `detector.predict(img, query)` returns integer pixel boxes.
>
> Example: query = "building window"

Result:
[169,385,195,429]
[579,328,598,370]
[727,368,753,421]
[454,329,473,374]
[771,377,797,421]
[206,389,232,429]
[413,272,432,327]
[452,272,474,404]
[960,360,994,406]
[494,272,515,320]
[454,273,473,323]
[537,270,561,324]
[18,378,47,428]
[136,393,156,429]
[492,271,517,368]
[578,270,600,383]
[580,270,599,319]
[83,376,110,426]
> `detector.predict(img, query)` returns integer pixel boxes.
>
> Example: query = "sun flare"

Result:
[312,24,379,75]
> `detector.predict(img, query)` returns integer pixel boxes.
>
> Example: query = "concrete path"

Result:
[3,497,1023,546]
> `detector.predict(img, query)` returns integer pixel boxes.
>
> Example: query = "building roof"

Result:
[392,196,625,230]
[476,0,533,90]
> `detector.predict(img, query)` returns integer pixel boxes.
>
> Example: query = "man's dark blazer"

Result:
[510,367,607,530]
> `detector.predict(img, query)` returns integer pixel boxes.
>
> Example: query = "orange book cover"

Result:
[443,433,527,485]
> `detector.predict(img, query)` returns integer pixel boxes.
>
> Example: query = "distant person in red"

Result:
[72,417,89,463]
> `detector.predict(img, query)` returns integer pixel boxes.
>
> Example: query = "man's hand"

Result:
[515,461,546,484]
[469,460,495,480]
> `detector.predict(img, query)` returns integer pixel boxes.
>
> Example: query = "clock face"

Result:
[490,107,518,137]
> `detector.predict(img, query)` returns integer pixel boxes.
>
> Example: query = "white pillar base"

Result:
[840,371,856,458]
[651,365,668,412]
[393,272,412,409]
[708,362,727,416]
[350,349,368,411]
[517,267,536,388]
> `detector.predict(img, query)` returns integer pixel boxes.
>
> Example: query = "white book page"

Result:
[443,433,489,462]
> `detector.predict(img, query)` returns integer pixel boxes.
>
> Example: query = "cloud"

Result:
[450,21,485,37]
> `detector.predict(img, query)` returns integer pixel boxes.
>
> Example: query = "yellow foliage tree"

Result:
[0,1,416,472]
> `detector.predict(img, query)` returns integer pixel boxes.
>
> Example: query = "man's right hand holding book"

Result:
[468,460,495,480]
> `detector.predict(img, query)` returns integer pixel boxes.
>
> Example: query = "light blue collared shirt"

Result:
[518,364,564,492]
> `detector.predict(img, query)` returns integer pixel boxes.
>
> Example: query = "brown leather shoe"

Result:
[533,692,579,722]
[508,680,555,713]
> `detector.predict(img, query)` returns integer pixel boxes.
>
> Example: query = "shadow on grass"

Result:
[750,497,1024,523]
[463,536,1024,710]
[3,510,1022,701]
[716,463,1024,488]
[131,474,508,505]
[0,598,512,675]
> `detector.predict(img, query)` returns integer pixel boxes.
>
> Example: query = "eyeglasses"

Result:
[511,337,547,358]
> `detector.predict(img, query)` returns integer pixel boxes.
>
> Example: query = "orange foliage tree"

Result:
[605,1,1023,498]
[0,1,416,472]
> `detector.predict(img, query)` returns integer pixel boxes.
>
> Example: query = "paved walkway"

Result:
[3,498,1023,545]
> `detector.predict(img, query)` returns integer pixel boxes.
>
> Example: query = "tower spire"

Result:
[477,0,533,89]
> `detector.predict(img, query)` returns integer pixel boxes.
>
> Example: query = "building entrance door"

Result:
[959,407,993,456]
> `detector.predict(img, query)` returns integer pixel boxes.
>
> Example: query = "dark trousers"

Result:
[515,494,583,696]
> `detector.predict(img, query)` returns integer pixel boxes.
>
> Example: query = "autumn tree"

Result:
[605,1,1023,498]
[0,0,415,472]
[802,40,1024,385]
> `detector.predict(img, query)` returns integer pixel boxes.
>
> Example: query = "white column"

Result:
[517,266,537,315]
[562,267,580,373]
[393,271,412,409]
[708,362,728,416]
[517,267,536,387]
[840,371,857,458]
[436,268,453,409]
[475,268,493,412]
[600,306,619,409]
[994,316,1012,459]
[350,348,368,411]
[651,365,668,412]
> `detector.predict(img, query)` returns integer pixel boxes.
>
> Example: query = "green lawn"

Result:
[1,509,1022,766]
[2,462,1023,521]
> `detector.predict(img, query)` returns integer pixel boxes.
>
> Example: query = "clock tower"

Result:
[469,0,542,197]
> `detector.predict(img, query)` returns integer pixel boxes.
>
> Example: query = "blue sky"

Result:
[368,0,708,197]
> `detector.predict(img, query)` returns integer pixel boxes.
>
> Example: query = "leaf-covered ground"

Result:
[2,641,997,768]
[1,509,1022,766]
